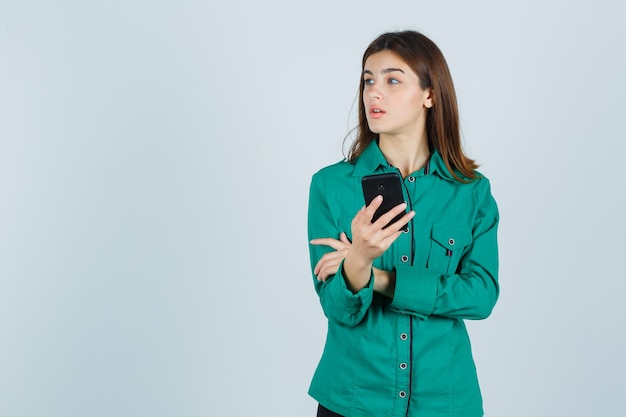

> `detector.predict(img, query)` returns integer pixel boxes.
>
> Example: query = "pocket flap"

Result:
[431,224,472,250]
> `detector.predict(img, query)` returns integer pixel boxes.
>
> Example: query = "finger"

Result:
[351,196,382,228]
[384,210,415,234]
[317,261,340,282]
[339,232,351,244]
[373,201,408,229]
[318,269,329,282]
[314,249,348,275]
[320,256,344,281]
[363,195,384,219]
[381,229,405,248]
[314,253,332,274]
[314,253,329,274]
[378,212,416,249]
[310,237,348,251]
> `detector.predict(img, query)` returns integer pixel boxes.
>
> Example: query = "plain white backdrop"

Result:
[1,1,625,416]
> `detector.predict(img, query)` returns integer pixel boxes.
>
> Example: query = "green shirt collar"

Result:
[352,140,458,181]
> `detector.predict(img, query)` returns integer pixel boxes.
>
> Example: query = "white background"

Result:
[1,1,625,416]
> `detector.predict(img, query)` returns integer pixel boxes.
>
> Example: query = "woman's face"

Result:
[363,50,432,138]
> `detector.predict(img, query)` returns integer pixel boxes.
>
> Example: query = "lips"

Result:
[369,105,386,119]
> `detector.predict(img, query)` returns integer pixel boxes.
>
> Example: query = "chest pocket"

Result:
[427,224,473,274]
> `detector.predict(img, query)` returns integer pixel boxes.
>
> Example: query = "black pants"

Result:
[317,404,344,417]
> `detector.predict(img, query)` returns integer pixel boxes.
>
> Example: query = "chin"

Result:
[366,122,383,134]
[368,125,391,135]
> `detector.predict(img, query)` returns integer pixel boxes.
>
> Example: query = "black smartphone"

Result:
[361,173,409,232]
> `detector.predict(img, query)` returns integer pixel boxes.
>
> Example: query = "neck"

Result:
[378,131,430,178]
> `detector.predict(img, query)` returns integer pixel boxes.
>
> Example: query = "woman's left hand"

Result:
[310,232,352,282]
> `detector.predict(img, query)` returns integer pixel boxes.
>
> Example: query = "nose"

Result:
[369,86,382,100]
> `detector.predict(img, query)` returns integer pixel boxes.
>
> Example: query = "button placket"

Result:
[398,321,410,402]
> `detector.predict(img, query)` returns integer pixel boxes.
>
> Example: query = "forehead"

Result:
[363,50,412,72]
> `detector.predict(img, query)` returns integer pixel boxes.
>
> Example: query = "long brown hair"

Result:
[347,30,478,181]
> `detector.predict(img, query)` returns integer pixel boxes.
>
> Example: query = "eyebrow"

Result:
[363,68,406,75]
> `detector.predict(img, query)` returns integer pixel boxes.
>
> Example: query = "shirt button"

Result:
[400,333,408,340]
[403,227,409,234]
[401,255,409,262]
[408,176,415,182]
[399,391,407,398]
[399,363,407,370]
[448,238,455,246]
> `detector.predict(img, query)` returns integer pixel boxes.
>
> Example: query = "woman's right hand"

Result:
[349,195,415,262]
[343,195,414,292]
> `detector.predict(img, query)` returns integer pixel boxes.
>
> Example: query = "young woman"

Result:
[307,31,499,417]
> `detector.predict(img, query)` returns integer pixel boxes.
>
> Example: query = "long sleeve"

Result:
[389,178,499,320]
[307,172,374,327]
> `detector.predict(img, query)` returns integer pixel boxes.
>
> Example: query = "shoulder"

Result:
[446,170,497,209]
[469,172,499,219]
[457,171,494,202]
[471,171,494,194]
[311,159,354,184]
[470,170,490,187]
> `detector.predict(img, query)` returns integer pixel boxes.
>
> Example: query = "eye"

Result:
[364,78,374,85]
[388,78,399,85]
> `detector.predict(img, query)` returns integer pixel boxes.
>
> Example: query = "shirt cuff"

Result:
[389,263,439,316]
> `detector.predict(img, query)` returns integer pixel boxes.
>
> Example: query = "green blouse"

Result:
[307,141,499,417]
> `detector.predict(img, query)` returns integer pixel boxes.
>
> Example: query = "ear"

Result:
[424,88,434,109]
